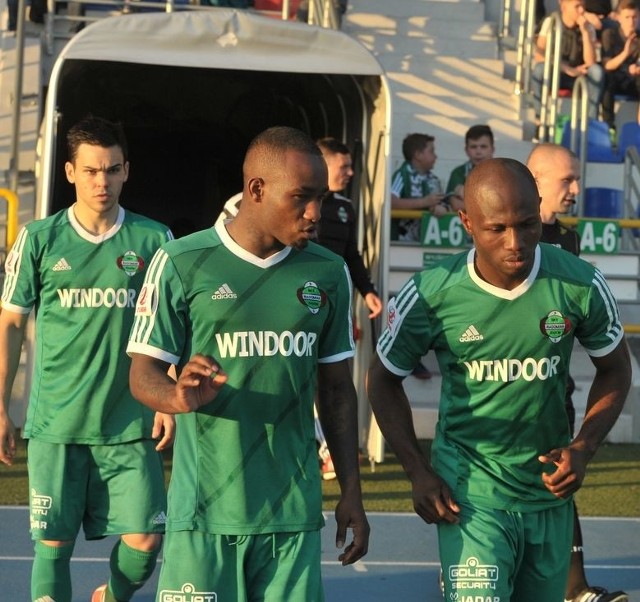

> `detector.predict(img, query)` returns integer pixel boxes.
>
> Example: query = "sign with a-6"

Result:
[419,214,468,248]
[577,220,619,254]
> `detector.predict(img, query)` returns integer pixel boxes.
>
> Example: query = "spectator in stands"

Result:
[584,0,616,38]
[391,133,450,380]
[445,124,495,207]
[601,0,640,131]
[527,143,629,602]
[532,0,604,122]
[390,133,449,243]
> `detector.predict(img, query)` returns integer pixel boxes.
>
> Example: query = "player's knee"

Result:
[121,532,162,552]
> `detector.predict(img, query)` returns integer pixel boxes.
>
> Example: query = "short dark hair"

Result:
[66,116,128,164]
[465,124,494,146]
[402,133,434,162]
[617,0,638,12]
[316,137,350,157]
[246,126,322,162]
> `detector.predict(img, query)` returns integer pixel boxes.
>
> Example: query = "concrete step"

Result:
[0,30,42,181]
[344,0,532,181]
[344,11,498,61]
[346,0,486,22]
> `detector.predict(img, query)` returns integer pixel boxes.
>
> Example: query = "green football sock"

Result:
[31,540,74,602]
[108,539,160,601]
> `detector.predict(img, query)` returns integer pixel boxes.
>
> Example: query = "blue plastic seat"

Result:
[617,122,640,157]
[560,119,621,163]
[583,187,623,218]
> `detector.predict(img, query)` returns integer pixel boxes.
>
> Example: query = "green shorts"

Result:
[28,438,167,541]
[156,530,323,602]
[438,500,573,602]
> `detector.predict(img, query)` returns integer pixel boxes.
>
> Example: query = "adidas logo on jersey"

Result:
[52,258,72,271]
[459,325,483,342]
[152,511,167,525]
[212,284,237,300]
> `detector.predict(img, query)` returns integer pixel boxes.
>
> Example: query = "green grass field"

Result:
[1,437,638,516]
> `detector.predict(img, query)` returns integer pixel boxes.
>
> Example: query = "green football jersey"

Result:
[127,222,355,535]
[377,243,623,512]
[1,206,172,444]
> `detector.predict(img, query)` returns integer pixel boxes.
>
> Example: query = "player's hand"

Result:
[538,446,588,498]
[174,354,228,412]
[412,471,460,524]
[0,413,17,466]
[334,494,370,565]
[152,412,176,451]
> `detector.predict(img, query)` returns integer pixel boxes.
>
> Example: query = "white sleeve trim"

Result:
[0,301,32,315]
[317,349,356,364]
[581,330,625,358]
[126,341,181,365]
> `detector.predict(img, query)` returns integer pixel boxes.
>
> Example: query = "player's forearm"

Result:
[367,358,431,480]
[0,314,27,416]
[129,354,181,414]
[573,345,631,459]
[575,385,629,458]
[317,374,362,491]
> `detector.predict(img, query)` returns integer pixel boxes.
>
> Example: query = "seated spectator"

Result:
[445,124,495,207]
[532,0,604,121]
[390,133,449,243]
[601,0,640,130]
[584,0,616,38]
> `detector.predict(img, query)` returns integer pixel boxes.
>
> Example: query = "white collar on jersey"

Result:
[67,204,124,244]
[214,219,292,269]
[467,244,541,300]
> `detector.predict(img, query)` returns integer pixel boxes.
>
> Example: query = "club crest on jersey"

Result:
[338,206,348,223]
[297,281,327,314]
[117,250,145,277]
[539,310,572,343]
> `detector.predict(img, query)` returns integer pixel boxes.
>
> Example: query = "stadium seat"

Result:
[617,122,640,158]
[583,187,623,218]
[560,119,621,163]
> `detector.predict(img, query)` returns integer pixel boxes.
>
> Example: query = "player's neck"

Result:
[72,202,120,235]
[540,208,557,225]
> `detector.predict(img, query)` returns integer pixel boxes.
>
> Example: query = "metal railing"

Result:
[537,11,563,142]
[563,75,589,212]
[42,0,339,51]
[389,208,640,330]
[513,0,536,99]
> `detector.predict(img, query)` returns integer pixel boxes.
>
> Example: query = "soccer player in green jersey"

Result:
[368,158,631,601]
[0,116,174,602]
[528,143,628,602]
[127,126,369,601]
